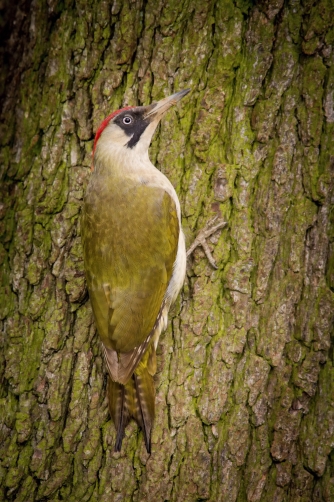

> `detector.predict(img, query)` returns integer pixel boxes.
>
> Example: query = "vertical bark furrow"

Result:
[0,0,333,501]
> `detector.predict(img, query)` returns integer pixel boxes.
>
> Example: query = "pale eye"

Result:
[123,116,133,125]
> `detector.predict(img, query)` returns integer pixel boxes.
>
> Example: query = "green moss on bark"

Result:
[0,0,334,501]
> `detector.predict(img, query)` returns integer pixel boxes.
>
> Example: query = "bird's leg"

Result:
[186,216,227,269]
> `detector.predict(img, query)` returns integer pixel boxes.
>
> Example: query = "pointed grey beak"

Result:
[145,89,190,120]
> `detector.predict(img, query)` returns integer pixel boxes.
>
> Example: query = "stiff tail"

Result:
[108,366,155,453]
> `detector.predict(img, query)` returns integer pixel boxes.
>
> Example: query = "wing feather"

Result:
[82,179,179,383]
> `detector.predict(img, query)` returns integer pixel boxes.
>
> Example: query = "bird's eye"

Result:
[123,116,133,125]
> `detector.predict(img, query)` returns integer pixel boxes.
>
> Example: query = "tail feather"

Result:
[114,384,126,452]
[108,366,155,453]
[108,379,130,451]
[133,371,155,453]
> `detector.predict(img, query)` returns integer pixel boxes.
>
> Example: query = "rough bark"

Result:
[0,0,334,501]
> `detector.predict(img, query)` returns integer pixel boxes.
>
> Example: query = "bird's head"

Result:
[92,89,190,166]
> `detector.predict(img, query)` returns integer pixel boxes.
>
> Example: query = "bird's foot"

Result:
[186,216,227,269]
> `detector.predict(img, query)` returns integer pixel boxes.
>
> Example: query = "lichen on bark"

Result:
[0,0,334,501]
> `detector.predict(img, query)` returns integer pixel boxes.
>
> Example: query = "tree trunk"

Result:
[1,0,334,500]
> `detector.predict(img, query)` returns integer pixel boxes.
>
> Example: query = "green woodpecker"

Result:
[81,89,190,453]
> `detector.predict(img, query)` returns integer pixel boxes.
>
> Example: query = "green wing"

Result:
[82,177,179,381]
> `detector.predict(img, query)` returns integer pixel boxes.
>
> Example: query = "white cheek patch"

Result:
[102,123,132,147]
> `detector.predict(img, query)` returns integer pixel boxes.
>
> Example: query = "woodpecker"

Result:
[81,89,190,453]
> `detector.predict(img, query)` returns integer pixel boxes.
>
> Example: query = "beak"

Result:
[144,89,190,120]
